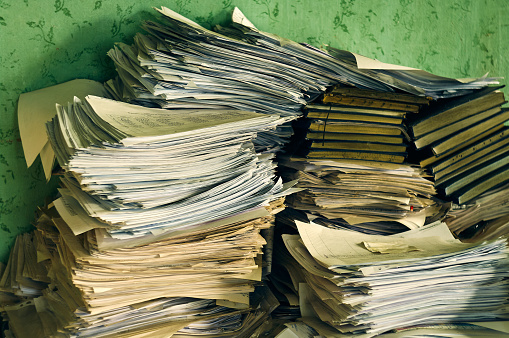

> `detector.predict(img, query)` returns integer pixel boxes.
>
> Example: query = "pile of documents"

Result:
[105,6,498,151]
[7,5,509,337]
[106,7,399,113]
[0,89,296,336]
[282,220,509,337]
[411,85,509,204]
[0,204,282,337]
[45,95,293,241]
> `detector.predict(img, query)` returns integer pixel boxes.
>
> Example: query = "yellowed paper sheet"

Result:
[39,141,55,181]
[53,195,109,235]
[296,220,474,267]
[232,7,257,29]
[18,79,107,169]
[468,321,509,334]
[351,52,419,70]
[85,95,264,141]
[298,283,316,318]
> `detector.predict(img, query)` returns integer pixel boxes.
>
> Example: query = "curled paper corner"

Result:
[232,7,257,30]
[351,52,420,71]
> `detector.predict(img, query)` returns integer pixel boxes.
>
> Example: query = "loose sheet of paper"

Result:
[18,79,107,179]
[296,220,474,267]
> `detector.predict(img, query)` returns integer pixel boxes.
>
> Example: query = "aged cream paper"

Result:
[85,95,265,144]
[53,194,109,235]
[351,52,419,70]
[296,220,474,267]
[18,79,107,179]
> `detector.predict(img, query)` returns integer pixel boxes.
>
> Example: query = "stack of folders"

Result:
[445,181,509,242]
[281,220,509,337]
[0,96,298,336]
[278,87,440,235]
[304,86,429,163]
[411,85,509,204]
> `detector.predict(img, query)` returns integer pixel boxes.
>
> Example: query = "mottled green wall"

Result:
[1,0,508,262]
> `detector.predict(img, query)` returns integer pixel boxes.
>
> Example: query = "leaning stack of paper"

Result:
[106,7,394,112]
[280,157,439,235]
[105,7,498,152]
[283,220,509,336]
[45,95,293,241]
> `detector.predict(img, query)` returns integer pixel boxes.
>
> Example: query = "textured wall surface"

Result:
[1,0,508,262]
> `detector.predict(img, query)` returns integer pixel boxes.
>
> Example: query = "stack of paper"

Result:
[45,95,293,241]
[54,200,284,313]
[105,7,498,152]
[0,197,282,337]
[282,220,509,337]
[280,157,439,235]
[106,7,395,113]
[0,92,297,336]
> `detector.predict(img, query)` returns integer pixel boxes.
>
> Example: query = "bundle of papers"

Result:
[0,200,282,337]
[302,87,429,163]
[304,104,408,164]
[106,7,395,112]
[45,95,293,241]
[105,6,497,151]
[0,232,50,299]
[281,158,440,234]
[283,220,509,337]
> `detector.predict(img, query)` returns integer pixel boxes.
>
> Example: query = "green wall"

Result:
[1,0,508,262]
